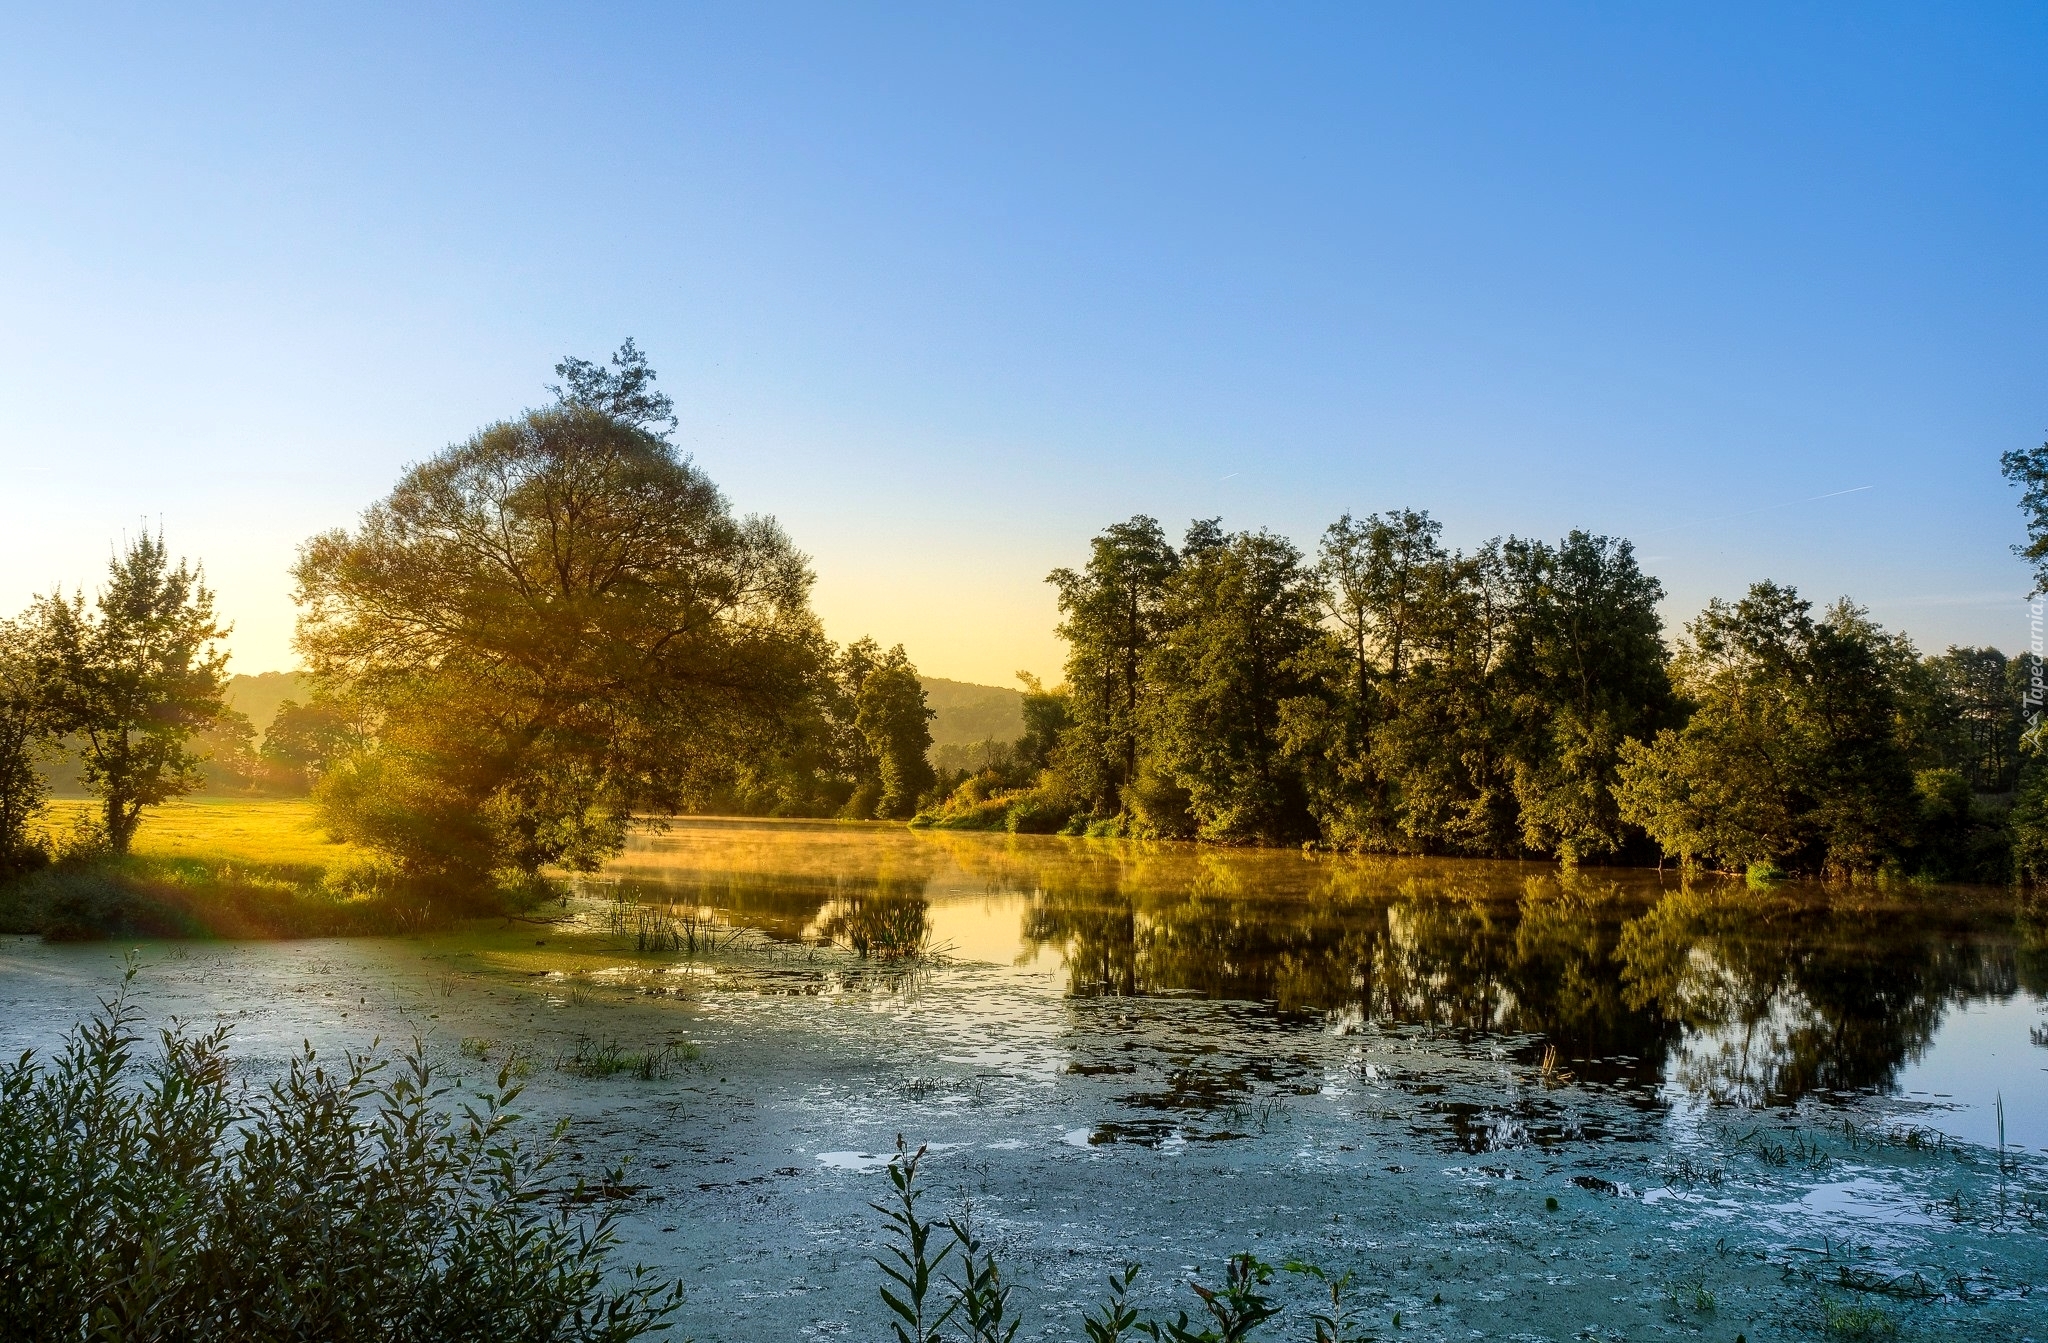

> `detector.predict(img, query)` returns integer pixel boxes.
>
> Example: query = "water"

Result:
[3,818,2044,1340]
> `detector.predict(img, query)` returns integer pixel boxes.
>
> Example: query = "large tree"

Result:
[1292,509,1450,849]
[1047,516,1178,816]
[31,533,230,853]
[851,644,936,819]
[294,351,824,890]
[1146,523,1327,843]
[1615,583,1919,875]
[1499,530,1673,863]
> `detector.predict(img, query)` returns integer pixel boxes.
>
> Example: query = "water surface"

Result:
[4,819,2044,1340]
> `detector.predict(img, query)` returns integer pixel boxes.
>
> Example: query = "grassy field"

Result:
[39,797,361,870]
[6,798,405,940]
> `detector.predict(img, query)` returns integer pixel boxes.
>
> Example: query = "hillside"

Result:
[40,671,1022,795]
[920,676,1024,747]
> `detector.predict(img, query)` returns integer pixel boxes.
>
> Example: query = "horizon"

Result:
[3,4,2044,682]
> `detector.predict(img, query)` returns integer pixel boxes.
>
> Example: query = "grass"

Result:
[2,798,539,940]
[555,1036,698,1081]
[40,796,365,869]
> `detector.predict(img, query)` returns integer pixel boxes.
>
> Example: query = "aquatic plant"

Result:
[874,1135,1380,1343]
[557,1036,695,1082]
[1818,1295,1899,1340]
[873,1137,958,1343]
[0,962,681,1341]
[1281,1262,1374,1343]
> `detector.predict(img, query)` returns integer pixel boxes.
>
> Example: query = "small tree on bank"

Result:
[0,619,53,871]
[31,532,230,853]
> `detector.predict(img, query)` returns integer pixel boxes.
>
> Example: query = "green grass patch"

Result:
[39,797,362,869]
[0,852,431,940]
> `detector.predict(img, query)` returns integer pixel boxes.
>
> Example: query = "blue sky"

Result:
[2,4,2043,684]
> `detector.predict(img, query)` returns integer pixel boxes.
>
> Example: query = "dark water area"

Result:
[4,820,2044,1340]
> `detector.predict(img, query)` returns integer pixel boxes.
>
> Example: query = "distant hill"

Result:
[226,670,310,735]
[920,676,1024,747]
[40,670,1018,792]
[223,671,1020,745]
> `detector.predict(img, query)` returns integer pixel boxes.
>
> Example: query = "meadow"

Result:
[1,797,402,939]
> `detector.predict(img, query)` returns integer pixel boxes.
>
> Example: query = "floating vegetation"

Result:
[556,1035,698,1081]
[1818,1295,1899,1340]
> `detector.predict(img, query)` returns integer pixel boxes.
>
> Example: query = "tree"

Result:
[1999,433,2048,594]
[1615,583,1918,875]
[1012,672,1071,775]
[1146,524,1327,843]
[547,337,679,436]
[0,618,52,870]
[294,367,823,891]
[1048,517,1178,815]
[31,533,230,853]
[1499,531,1673,863]
[259,697,361,793]
[852,645,936,819]
[1292,509,1449,849]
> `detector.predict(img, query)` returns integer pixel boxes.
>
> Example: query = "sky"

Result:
[2,3,2044,686]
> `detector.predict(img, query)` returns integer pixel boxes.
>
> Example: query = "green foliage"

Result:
[2000,433,2048,596]
[0,617,53,874]
[1050,516,1180,814]
[1146,523,1326,844]
[0,848,438,940]
[1281,1262,1375,1343]
[873,1137,958,1343]
[0,964,681,1341]
[1614,584,1920,875]
[1140,1254,1284,1342]
[29,530,230,853]
[855,644,937,819]
[1082,1265,1146,1343]
[294,361,824,889]
[1499,531,1674,863]
[259,696,360,793]
[2009,756,2048,883]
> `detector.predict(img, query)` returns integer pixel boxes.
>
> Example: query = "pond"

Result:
[4,818,2045,1340]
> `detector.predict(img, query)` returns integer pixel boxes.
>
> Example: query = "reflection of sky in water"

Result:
[1890,996,2048,1151]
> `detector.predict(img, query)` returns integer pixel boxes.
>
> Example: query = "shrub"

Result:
[1004,790,1075,835]
[0,964,682,1342]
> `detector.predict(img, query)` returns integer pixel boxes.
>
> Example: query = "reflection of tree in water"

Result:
[1617,882,2026,1104]
[817,881,932,959]
[611,848,939,948]
[1021,859,1672,1071]
[1016,846,2033,1106]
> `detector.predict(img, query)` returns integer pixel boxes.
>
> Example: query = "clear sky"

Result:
[2,4,2043,686]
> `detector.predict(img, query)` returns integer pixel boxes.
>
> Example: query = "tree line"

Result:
[3,341,2043,893]
[922,499,2043,882]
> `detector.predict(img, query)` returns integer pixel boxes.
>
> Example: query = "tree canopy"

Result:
[294,381,823,889]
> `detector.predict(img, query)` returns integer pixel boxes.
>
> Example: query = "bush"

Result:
[0,964,681,1342]
[1003,790,1075,835]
